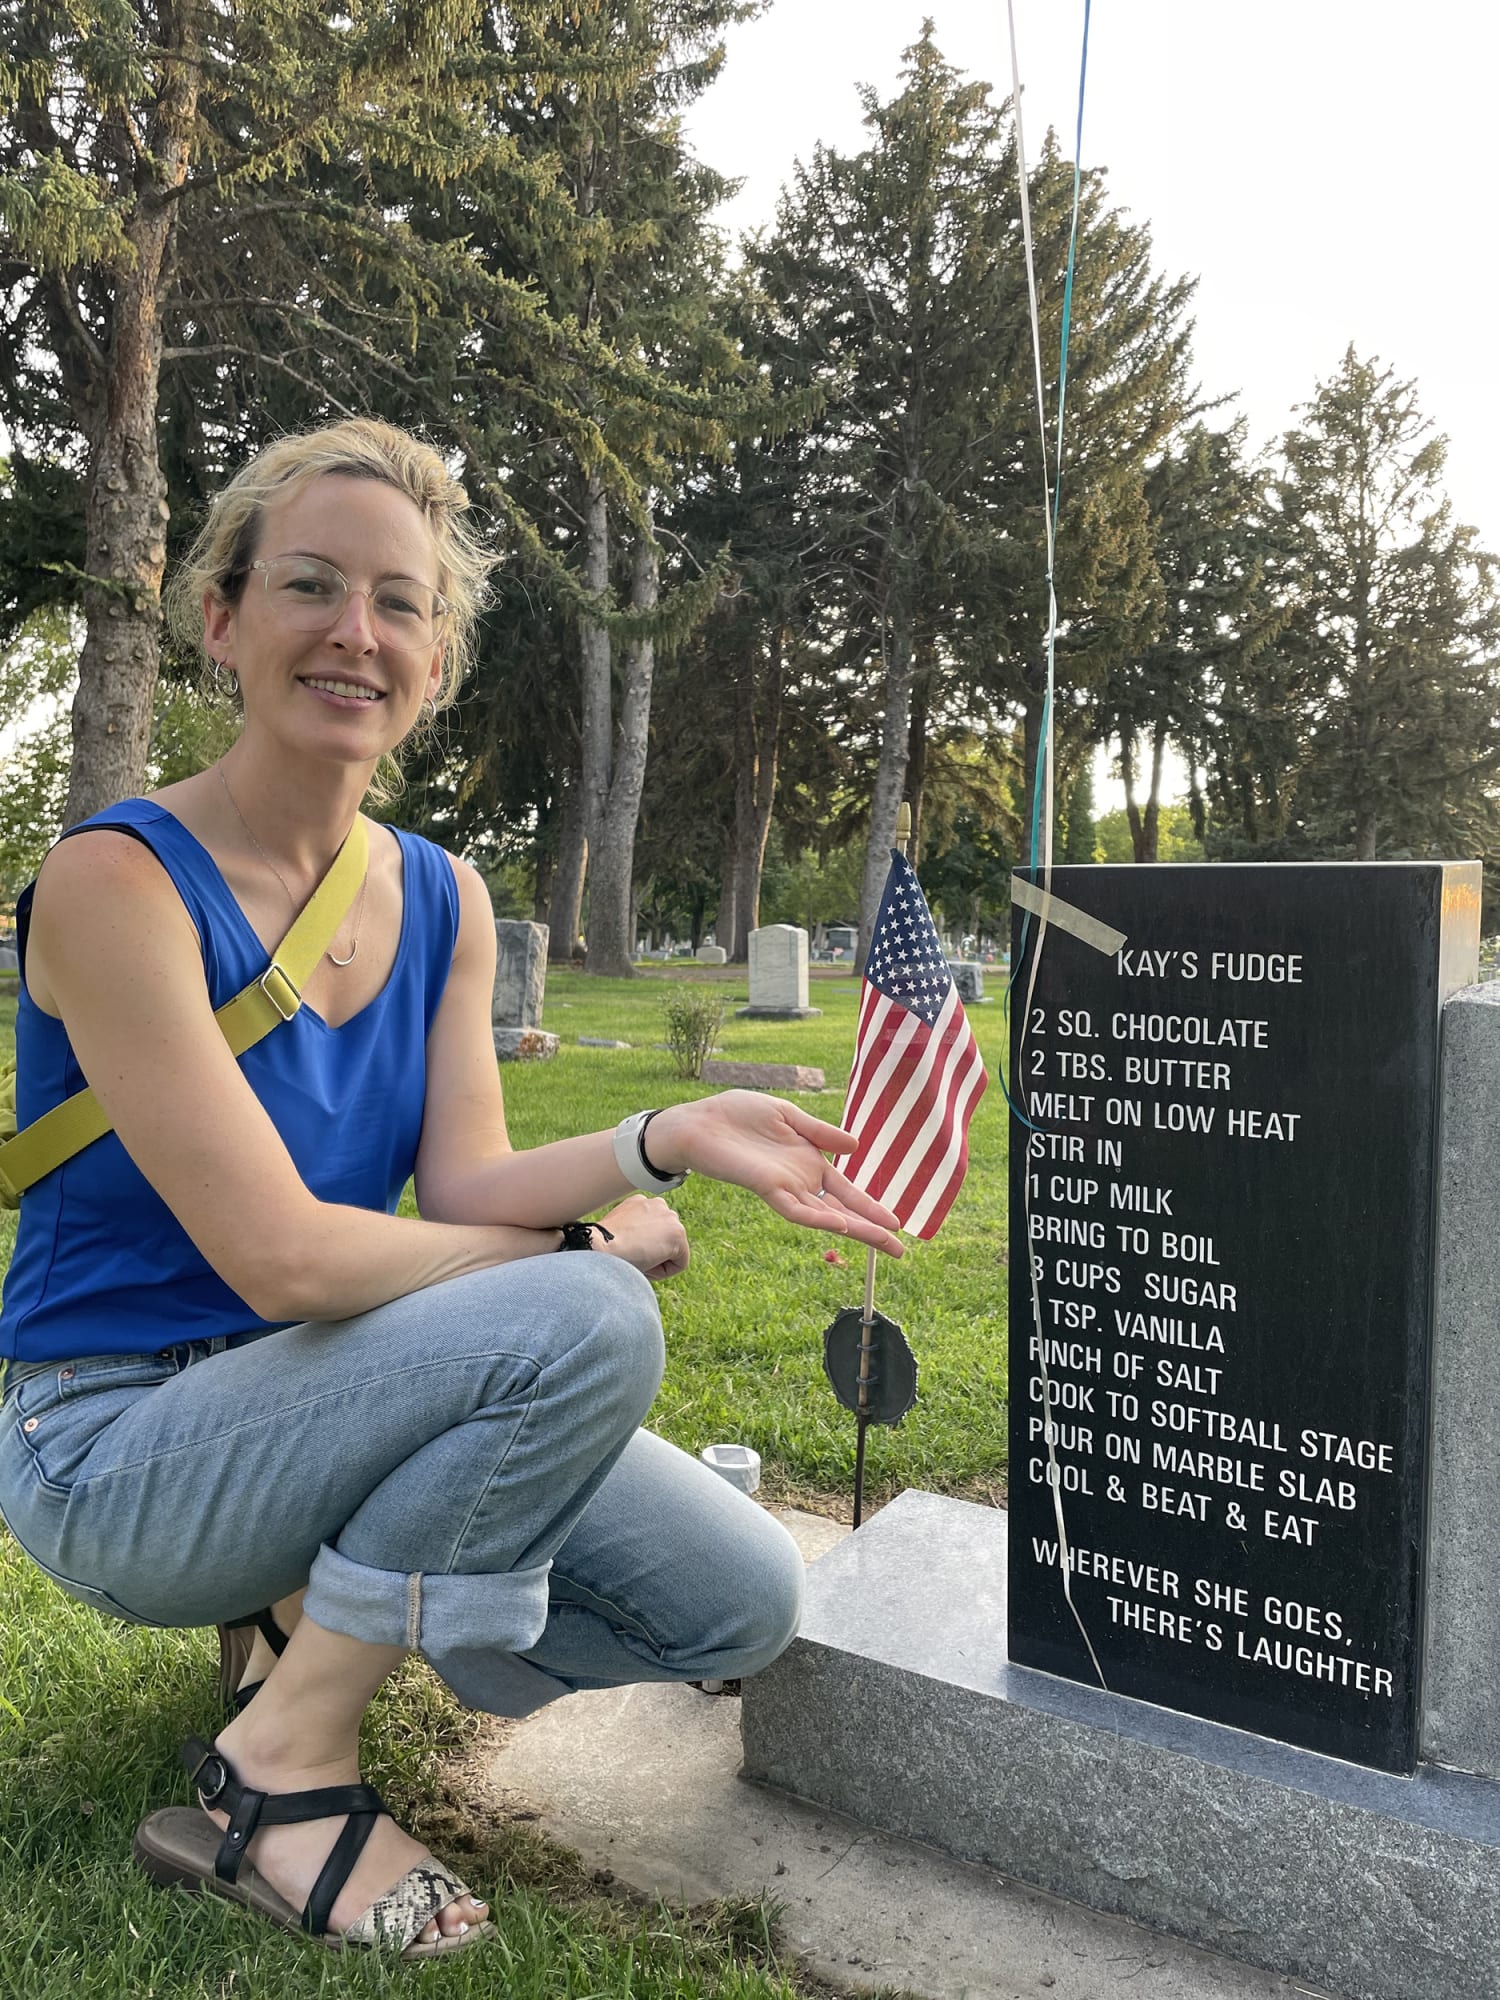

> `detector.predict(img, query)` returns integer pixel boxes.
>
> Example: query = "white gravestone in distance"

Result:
[736,924,822,1020]
[696,943,728,965]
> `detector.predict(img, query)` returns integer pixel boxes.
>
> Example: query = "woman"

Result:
[0,420,901,1960]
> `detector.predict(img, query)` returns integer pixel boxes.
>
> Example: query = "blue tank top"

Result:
[0,799,460,1363]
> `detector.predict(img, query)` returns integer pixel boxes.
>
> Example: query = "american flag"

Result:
[841,850,989,1240]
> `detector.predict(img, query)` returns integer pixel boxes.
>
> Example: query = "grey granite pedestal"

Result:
[741,1491,1500,2000]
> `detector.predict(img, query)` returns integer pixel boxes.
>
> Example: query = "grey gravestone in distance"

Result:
[736,923,822,1020]
[1008,862,1478,1775]
[946,958,985,1004]
[492,918,560,1063]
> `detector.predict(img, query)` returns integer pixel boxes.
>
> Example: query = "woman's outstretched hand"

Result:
[648,1092,904,1257]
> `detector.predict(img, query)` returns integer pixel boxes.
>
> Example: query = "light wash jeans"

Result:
[0,1256,803,1715]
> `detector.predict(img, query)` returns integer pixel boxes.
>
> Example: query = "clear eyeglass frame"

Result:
[247,555,451,652]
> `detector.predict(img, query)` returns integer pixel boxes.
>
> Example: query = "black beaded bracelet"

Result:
[557,1221,616,1252]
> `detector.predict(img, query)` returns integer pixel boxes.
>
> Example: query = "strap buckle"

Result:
[190,1749,231,1807]
[258,963,301,1023]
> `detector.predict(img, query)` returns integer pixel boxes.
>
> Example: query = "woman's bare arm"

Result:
[28,832,557,1323]
[414,857,904,1256]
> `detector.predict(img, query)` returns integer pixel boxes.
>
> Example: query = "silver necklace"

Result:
[216,764,368,966]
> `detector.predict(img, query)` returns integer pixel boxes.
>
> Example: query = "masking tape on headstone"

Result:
[1012,877,1127,957]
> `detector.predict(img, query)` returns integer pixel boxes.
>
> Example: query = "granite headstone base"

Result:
[741,1492,1500,2000]
[493,1026,561,1062]
[700,1059,826,1092]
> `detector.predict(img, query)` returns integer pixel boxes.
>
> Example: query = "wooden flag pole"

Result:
[852,803,913,1528]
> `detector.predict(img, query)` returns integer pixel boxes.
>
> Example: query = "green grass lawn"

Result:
[0,963,1011,1998]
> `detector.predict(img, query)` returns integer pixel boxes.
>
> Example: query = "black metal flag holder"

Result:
[822,806,920,1527]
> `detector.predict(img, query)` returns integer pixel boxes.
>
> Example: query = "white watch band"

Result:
[612,1109,688,1193]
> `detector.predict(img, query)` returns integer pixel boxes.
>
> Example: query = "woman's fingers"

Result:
[819,1167,902,1234]
[772,1100,860,1153]
[763,1184,905,1257]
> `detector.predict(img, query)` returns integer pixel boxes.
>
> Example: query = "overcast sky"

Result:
[682,0,1498,553]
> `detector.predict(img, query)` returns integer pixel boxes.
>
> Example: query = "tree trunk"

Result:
[729,678,755,950]
[729,632,783,960]
[587,521,658,977]
[1135,719,1168,864]
[532,840,554,925]
[858,603,917,953]
[717,828,739,961]
[905,667,930,863]
[64,56,199,826]
[578,471,612,858]
[548,769,587,961]
[1121,733,1148,865]
[1354,806,1378,861]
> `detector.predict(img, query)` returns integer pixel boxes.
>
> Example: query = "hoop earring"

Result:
[208,655,233,686]
[421,696,438,721]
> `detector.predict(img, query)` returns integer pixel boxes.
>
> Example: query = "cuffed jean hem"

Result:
[305,1541,562,1713]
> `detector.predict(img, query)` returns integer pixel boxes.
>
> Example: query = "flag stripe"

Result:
[845,1022,929,1187]
[854,1016,952,1198]
[904,1050,990,1237]
[871,1038,982,1215]
[842,999,923,1140]
[876,992,984,1209]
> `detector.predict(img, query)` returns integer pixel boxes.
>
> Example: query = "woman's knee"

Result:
[696,1515,805,1679]
[556,1253,666,1415]
[742,1528,805,1673]
[373,1254,665,1414]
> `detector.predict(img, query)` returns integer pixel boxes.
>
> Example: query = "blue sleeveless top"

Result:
[0,799,460,1364]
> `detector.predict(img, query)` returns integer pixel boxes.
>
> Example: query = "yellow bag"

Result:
[0,818,367,1210]
[0,1059,17,1204]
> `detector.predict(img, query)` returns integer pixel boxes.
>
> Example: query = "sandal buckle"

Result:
[193,1750,231,1806]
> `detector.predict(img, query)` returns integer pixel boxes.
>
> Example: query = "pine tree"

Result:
[458,0,764,978]
[0,1,673,824]
[1210,350,1500,862]
[756,28,1192,944]
[1094,422,1282,861]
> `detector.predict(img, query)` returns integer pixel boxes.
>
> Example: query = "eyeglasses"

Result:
[248,556,450,651]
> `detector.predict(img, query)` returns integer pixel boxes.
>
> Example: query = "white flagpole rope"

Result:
[1005,0,1105,1691]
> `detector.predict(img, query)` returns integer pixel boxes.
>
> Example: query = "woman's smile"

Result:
[299,675,387,707]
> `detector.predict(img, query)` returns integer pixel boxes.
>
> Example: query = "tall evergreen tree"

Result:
[0,1,682,825]
[470,0,763,977]
[757,27,1192,945]
[1096,421,1281,861]
[1209,350,1500,862]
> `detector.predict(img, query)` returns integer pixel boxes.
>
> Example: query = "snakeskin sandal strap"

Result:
[343,1860,478,1950]
[177,1737,481,1952]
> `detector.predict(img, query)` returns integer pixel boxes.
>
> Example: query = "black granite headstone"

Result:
[1007,862,1480,1774]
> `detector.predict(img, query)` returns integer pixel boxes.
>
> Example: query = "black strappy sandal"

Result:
[216,1608,288,1713]
[133,1737,495,1959]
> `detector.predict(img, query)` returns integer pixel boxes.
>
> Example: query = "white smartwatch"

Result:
[613,1109,689,1192]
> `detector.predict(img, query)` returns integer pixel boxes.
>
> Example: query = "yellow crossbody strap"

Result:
[0,816,369,1205]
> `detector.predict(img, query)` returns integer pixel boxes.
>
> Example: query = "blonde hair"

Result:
[165,418,495,801]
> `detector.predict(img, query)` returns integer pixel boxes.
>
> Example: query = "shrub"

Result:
[661,983,726,1080]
